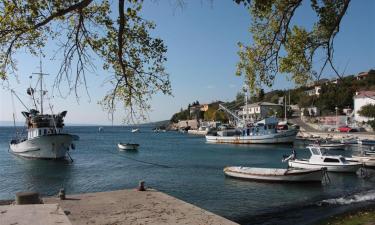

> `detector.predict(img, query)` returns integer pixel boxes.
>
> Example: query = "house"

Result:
[301,106,320,117]
[238,102,282,121]
[356,69,375,81]
[353,91,375,122]
[305,86,321,96]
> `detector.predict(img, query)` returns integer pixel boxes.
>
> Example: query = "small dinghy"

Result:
[117,143,139,150]
[131,128,140,133]
[223,167,324,182]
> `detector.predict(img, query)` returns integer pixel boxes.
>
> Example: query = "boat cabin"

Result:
[241,117,278,136]
[22,110,68,139]
[308,146,347,164]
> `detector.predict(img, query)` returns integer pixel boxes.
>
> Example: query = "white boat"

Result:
[340,137,358,145]
[314,143,346,150]
[131,128,139,133]
[287,146,362,172]
[346,155,375,168]
[98,127,104,132]
[9,66,76,160]
[206,117,298,144]
[223,166,324,182]
[117,143,139,150]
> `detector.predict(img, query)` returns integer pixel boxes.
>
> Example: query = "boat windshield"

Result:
[310,147,321,155]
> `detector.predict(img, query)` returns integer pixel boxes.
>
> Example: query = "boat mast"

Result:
[32,59,48,114]
[284,93,287,122]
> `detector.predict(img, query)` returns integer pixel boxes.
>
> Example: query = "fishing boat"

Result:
[287,146,362,172]
[223,166,324,182]
[117,143,139,150]
[206,117,298,144]
[9,64,76,160]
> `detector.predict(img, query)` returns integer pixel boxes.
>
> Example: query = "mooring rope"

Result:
[103,147,172,168]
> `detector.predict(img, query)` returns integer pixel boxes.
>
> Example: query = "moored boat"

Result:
[346,155,375,168]
[314,143,346,150]
[206,117,298,144]
[287,146,362,172]
[223,166,324,182]
[357,139,375,146]
[9,65,76,160]
[131,128,139,133]
[118,143,139,150]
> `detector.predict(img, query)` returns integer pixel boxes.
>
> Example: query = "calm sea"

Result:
[1,126,375,224]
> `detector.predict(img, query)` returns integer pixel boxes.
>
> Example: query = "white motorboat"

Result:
[223,166,324,182]
[118,143,139,150]
[131,128,139,133]
[287,146,362,172]
[9,66,76,160]
[206,117,298,144]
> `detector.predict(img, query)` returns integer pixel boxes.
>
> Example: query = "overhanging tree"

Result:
[358,104,375,130]
[0,0,171,122]
[234,0,351,92]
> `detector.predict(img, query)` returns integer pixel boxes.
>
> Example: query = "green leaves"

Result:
[236,0,351,93]
[358,104,375,118]
[0,0,171,123]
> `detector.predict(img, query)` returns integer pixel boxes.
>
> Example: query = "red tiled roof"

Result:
[354,91,375,98]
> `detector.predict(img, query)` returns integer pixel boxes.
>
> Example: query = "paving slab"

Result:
[44,189,238,225]
[0,203,72,225]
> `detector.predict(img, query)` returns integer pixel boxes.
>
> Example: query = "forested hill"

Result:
[170,72,375,122]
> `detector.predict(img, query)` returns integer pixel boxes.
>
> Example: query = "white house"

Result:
[353,91,375,122]
[238,102,282,121]
[305,86,322,96]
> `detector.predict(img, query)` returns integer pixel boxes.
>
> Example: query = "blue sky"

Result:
[0,1,374,125]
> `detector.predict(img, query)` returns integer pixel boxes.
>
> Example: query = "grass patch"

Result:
[319,208,375,225]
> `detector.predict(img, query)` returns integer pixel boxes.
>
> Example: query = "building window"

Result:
[38,129,41,136]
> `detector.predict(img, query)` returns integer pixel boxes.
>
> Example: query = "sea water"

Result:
[0,126,374,225]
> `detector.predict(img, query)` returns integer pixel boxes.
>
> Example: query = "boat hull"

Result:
[206,129,298,144]
[118,143,139,150]
[318,144,346,150]
[9,134,73,159]
[223,167,323,182]
[288,160,361,172]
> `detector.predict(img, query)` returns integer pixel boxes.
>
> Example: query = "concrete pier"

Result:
[0,203,72,225]
[42,189,238,225]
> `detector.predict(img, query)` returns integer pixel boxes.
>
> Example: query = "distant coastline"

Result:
[0,120,170,127]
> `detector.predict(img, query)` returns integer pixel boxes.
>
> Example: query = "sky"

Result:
[0,0,374,125]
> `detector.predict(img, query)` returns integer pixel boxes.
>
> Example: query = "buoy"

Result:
[15,192,41,205]
[138,181,146,191]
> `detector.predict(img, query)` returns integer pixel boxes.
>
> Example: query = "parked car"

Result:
[338,126,358,132]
